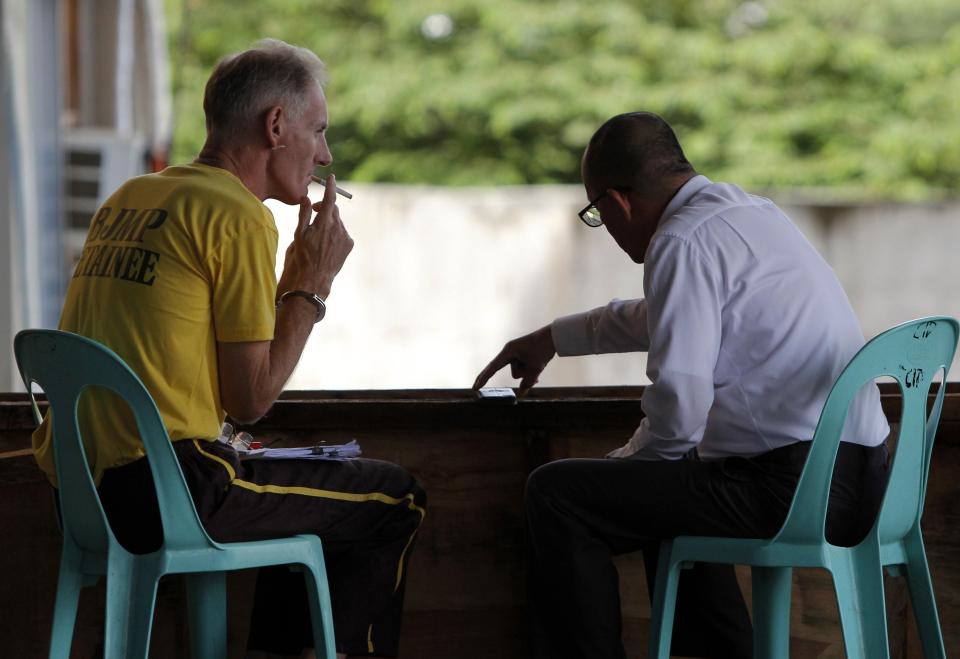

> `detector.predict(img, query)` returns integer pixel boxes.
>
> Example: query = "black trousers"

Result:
[91,439,426,657]
[524,440,889,659]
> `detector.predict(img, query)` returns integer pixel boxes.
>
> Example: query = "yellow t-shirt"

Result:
[32,163,278,485]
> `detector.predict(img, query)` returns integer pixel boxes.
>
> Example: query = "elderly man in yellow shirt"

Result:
[33,39,425,659]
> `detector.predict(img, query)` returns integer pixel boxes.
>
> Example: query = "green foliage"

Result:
[165,0,960,199]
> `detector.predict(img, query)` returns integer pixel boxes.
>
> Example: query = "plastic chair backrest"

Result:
[14,329,216,553]
[773,317,959,547]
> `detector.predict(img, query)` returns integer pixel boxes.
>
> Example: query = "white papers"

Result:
[237,439,362,462]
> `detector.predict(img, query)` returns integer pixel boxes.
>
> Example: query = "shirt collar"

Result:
[657,174,712,227]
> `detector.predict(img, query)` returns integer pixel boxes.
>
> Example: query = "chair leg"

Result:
[48,542,87,659]
[647,541,683,659]
[751,566,792,659]
[103,555,159,659]
[301,560,338,659]
[900,534,946,659]
[186,572,228,659]
[831,546,890,659]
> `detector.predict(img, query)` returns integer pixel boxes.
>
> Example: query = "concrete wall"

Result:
[266,184,960,390]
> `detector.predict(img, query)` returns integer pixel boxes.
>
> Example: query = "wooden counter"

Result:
[1,384,957,658]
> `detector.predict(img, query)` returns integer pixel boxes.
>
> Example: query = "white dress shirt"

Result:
[552,175,889,460]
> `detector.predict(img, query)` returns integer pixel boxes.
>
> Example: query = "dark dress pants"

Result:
[524,440,889,659]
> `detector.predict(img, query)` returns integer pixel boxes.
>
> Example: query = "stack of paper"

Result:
[238,439,362,461]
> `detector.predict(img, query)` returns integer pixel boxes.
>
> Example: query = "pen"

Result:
[310,175,353,199]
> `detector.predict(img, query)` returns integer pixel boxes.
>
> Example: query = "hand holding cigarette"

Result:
[278,174,354,301]
[311,175,353,199]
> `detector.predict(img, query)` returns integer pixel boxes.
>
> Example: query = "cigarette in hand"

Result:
[310,175,353,199]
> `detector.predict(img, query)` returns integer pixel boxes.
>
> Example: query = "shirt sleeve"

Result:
[626,235,721,460]
[551,299,650,356]
[208,224,278,343]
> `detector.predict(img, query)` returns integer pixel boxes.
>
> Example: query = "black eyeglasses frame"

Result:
[578,191,608,227]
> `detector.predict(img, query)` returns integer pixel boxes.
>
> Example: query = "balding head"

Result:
[581,112,695,201]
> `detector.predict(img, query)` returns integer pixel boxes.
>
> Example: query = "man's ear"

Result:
[263,105,284,149]
[607,188,632,218]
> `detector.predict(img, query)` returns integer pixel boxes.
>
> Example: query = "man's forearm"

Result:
[219,296,318,423]
[552,298,650,357]
[267,295,319,390]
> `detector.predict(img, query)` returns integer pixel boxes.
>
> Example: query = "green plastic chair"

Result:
[647,316,959,659]
[14,329,338,659]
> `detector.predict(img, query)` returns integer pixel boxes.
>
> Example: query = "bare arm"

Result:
[217,175,353,423]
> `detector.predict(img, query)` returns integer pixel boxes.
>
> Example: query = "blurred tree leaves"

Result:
[165,0,960,199]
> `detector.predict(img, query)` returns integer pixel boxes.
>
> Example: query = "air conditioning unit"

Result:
[62,129,146,265]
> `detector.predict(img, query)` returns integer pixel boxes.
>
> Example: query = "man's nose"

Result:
[315,139,332,167]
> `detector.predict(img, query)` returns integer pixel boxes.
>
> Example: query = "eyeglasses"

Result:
[578,192,608,227]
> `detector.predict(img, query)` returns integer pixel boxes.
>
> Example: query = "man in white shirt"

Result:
[474,112,890,659]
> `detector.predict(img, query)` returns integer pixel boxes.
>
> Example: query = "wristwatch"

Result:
[277,290,326,323]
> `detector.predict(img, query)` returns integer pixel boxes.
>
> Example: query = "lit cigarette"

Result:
[310,175,353,199]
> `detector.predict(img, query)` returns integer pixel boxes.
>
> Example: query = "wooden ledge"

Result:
[2,383,958,436]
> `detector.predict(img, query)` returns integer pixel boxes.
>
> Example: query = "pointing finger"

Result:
[473,349,512,390]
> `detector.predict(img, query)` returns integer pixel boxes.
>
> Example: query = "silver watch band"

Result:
[277,290,326,323]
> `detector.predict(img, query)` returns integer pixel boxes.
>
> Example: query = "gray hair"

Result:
[203,38,328,138]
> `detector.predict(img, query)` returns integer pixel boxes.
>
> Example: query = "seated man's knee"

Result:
[525,460,573,510]
[367,459,425,494]
[379,460,427,516]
